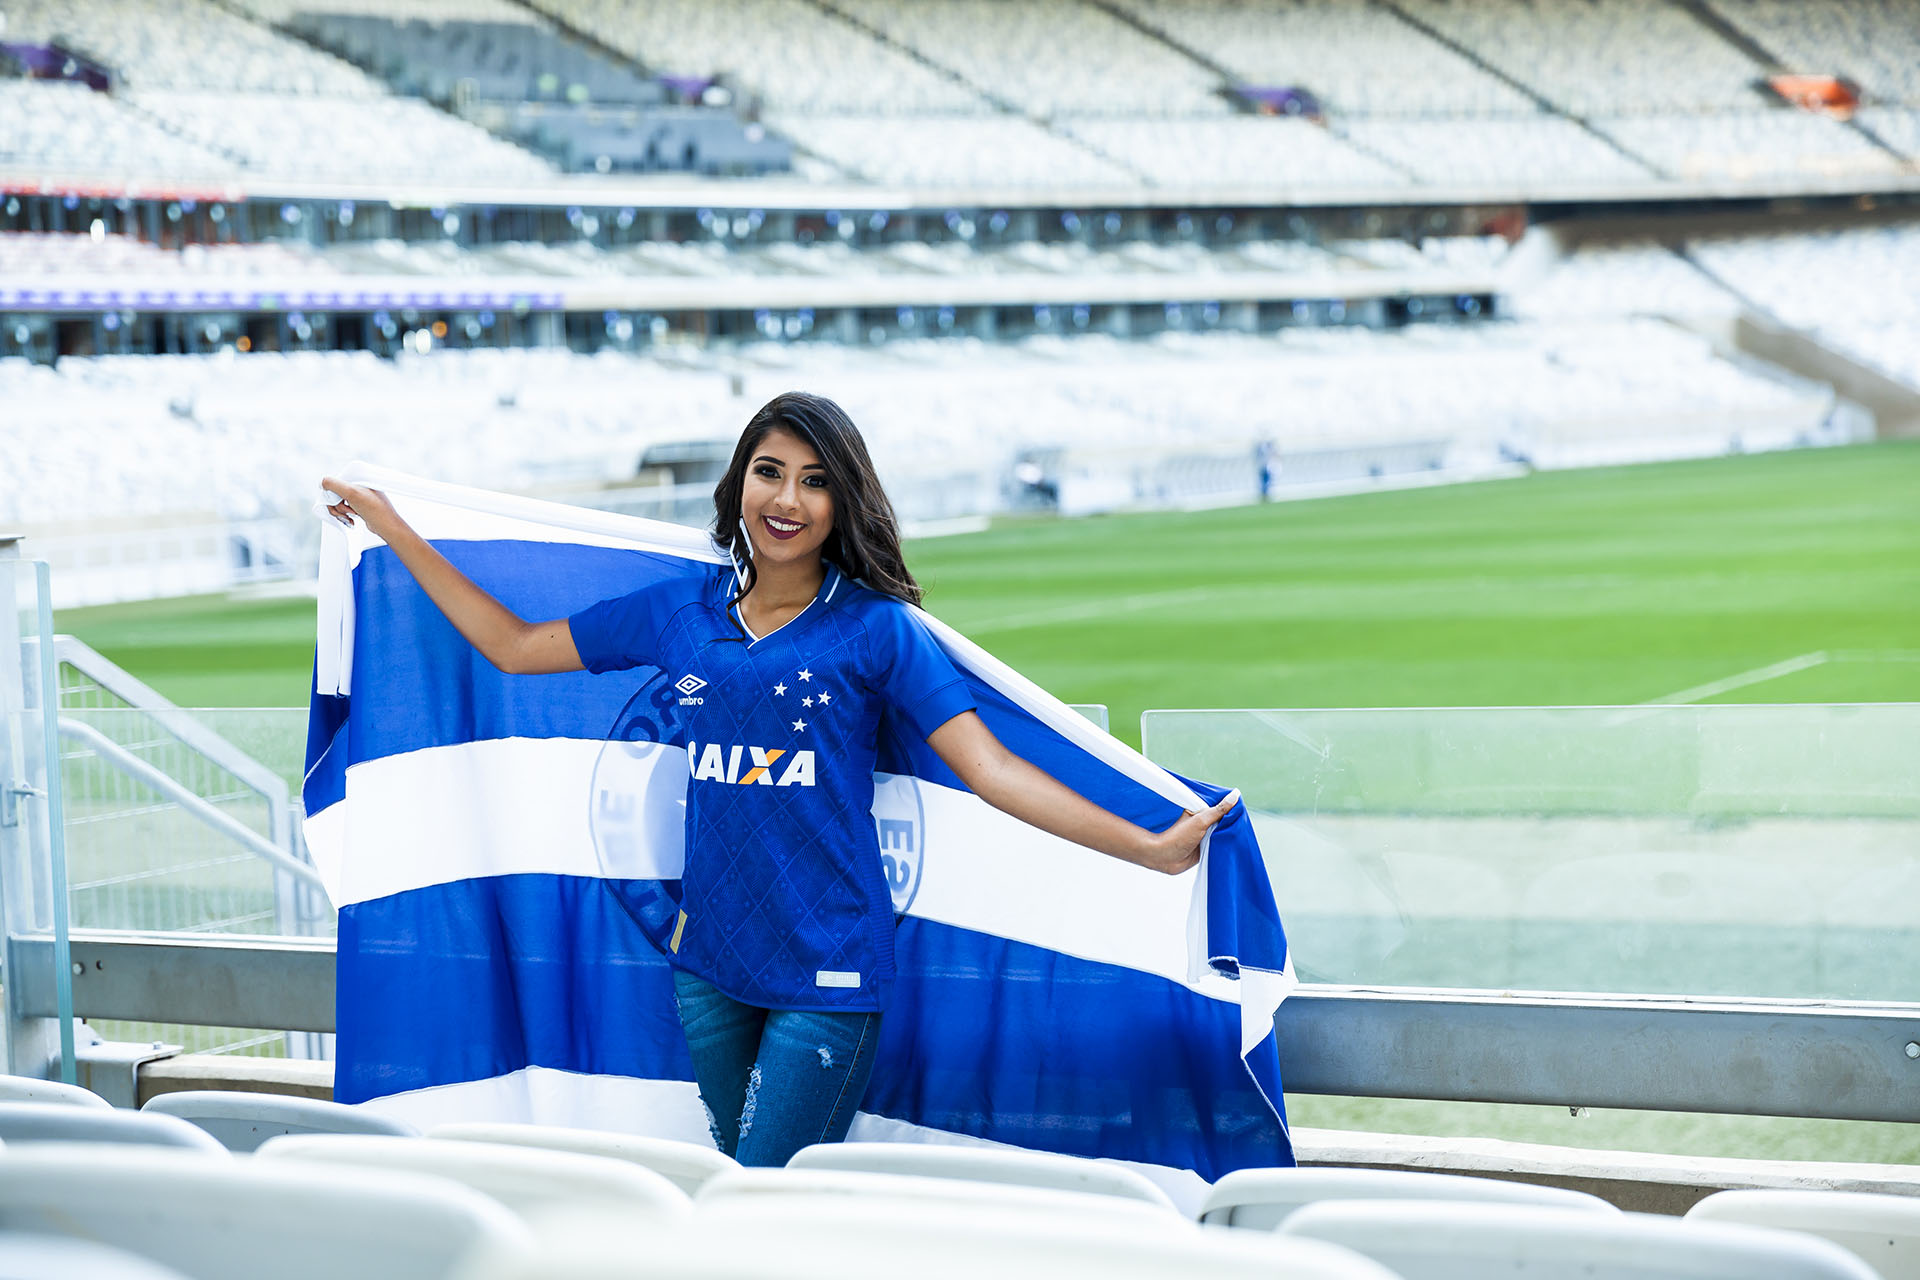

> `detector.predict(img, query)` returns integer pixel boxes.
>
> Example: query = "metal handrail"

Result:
[55,718,325,891]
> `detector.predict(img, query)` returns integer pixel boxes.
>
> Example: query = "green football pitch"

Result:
[49,439,1920,1166]
[58,438,1920,738]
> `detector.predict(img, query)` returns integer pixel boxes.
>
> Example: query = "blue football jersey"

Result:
[569,562,975,1011]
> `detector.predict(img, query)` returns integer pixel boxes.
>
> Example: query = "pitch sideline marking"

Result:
[1639,652,1830,708]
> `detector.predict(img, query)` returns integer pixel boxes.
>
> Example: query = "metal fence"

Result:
[48,647,330,1058]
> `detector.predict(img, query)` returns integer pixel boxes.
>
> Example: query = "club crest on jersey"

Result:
[687,742,815,787]
[674,674,707,706]
[870,774,928,915]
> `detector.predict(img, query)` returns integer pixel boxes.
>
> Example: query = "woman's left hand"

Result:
[1138,790,1240,875]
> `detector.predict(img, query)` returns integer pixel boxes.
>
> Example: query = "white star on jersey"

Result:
[792,718,807,732]
[797,668,813,682]
[773,682,787,696]
[818,691,832,705]
[802,696,813,708]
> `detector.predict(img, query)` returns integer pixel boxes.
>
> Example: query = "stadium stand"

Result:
[525,0,987,114]
[0,318,1842,529]
[1393,0,1776,116]
[122,90,560,185]
[0,0,381,95]
[1594,111,1903,182]
[1056,117,1408,191]
[1504,239,1740,321]
[1686,216,1920,388]
[1340,117,1655,189]
[1858,107,1920,162]
[1106,0,1534,116]
[0,81,235,178]
[765,113,1137,189]
[2,0,1917,195]
[1705,0,1920,107]
[826,0,1229,118]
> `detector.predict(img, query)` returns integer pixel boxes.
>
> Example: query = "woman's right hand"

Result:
[321,477,404,541]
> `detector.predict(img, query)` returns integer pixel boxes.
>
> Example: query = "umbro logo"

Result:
[675,674,707,705]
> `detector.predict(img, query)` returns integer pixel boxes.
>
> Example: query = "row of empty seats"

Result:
[1505,240,1740,321]
[1705,0,1920,106]
[1110,0,1533,117]
[1,1073,1915,1280]
[1685,216,1920,388]
[6,0,1920,194]
[526,0,987,115]
[0,0,382,95]
[120,89,559,185]
[1509,216,1920,391]
[1397,0,1776,117]
[0,318,1837,529]
[827,0,1231,119]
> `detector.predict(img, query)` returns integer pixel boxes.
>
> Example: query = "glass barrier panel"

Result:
[1067,703,1110,733]
[53,707,329,940]
[1142,706,1920,1003]
[2,554,76,1080]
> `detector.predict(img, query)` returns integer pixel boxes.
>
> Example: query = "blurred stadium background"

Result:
[3,0,1917,1167]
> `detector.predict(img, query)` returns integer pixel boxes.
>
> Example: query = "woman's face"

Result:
[740,426,835,570]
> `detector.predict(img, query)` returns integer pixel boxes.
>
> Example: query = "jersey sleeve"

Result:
[567,575,688,674]
[865,602,977,739]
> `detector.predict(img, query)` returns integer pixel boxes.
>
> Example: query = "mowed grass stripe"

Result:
[914,440,1920,740]
[53,439,1920,745]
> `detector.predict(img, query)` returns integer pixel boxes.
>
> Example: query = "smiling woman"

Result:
[316,389,1235,1168]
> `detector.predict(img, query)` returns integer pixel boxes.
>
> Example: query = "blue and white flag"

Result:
[304,464,1295,1207]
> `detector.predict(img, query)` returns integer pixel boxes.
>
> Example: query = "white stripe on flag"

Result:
[309,738,1234,999]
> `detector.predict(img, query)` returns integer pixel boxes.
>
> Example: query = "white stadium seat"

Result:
[255,1132,694,1220]
[786,1140,1178,1208]
[453,1196,1404,1280]
[0,1143,530,1280]
[1279,1199,1885,1280]
[0,1101,228,1152]
[697,1166,1186,1228]
[0,1234,197,1280]
[429,1122,740,1194]
[142,1090,421,1152]
[0,1075,112,1109]
[1687,1188,1920,1280]
[1199,1166,1620,1229]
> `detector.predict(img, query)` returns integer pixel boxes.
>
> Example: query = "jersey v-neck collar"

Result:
[727,562,844,646]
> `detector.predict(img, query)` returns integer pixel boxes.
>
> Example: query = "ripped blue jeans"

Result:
[671,968,882,1167]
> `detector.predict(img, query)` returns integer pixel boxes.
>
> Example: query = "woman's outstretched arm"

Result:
[322,477,585,676]
[926,710,1236,876]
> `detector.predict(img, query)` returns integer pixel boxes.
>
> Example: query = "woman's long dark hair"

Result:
[714,391,922,609]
